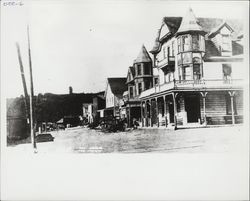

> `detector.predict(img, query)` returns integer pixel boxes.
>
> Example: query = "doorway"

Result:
[168,102,174,123]
[185,95,201,123]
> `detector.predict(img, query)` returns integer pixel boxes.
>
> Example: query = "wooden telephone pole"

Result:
[27,25,37,151]
[16,42,29,122]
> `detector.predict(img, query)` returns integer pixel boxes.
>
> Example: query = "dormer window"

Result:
[221,34,231,51]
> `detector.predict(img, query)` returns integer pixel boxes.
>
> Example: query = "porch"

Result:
[140,90,243,129]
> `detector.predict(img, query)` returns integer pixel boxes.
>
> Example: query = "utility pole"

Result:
[16,42,29,122]
[27,25,37,152]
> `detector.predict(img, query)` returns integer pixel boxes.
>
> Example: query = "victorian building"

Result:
[122,45,154,127]
[139,8,244,129]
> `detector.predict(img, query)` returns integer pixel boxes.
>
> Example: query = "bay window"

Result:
[192,35,200,50]
[137,64,141,76]
[138,83,142,95]
[193,64,201,80]
[182,65,192,80]
[182,35,191,51]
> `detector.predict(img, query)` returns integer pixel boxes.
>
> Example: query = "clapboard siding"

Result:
[200,92,227,115]
[199,91,243,125]
[236,91,243,115]
[200,92,226,124]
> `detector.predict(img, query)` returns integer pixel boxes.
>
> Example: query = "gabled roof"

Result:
[208,21,234,38]
[107,77,127,96]
[204,39,243,58]
[151,28,163,53]
[134,45,152,63]
[176,8,205,36]
[150,15,243,54]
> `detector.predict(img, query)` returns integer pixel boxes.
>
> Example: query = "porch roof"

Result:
[139,80,244,100]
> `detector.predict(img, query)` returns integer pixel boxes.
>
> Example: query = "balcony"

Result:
[139,79,244,99]
[156,56,175,71]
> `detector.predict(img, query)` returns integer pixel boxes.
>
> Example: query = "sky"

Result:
[1,0,248,98]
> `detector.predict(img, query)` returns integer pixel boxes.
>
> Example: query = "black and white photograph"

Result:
[1,0,249,200]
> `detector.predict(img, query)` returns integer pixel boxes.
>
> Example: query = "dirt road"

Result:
[6,125,246,153]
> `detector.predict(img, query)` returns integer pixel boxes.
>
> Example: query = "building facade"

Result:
[82,92,105,124]
[139,8,244,129]
[104,77,127,119]
[122,45,154,127]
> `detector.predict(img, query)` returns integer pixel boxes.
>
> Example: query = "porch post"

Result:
[155,97,159,127]
[229,91,235,125]
[172,92,178,130]
[150,99,153,127]
[141,102,144,127]
[163,95,167,127]
[145,100,148,127]
[127,105,130,127]
[200,92,208,125]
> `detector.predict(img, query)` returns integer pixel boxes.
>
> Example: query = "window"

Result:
[193,64,201,80]
[144,63,151,75]
[164,72,171,83]
[182,35,190,51]
[137,64,141,76]
[172,41,175,56]
[222,35,231,51]
[192,35,200,50]
[177,98,181,112]
[145,80,151,89]
[222,64,232,80]
[182,52,192,64]
[138,83,142,95]
[182,65,192,80]
[129,87,133,98]
[167,46,170,58]
[154,77,159,86]
[177,37,181,53]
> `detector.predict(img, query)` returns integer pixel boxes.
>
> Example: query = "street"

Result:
[6,125,245,153]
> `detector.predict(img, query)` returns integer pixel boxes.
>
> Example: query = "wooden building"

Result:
[139,8,244,129]
[104,77,127,119]
[82,92,105,124]
[7,97,29,141]
[122,45,154,127]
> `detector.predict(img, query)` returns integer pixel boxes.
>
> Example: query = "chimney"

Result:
[69,86,73,94]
